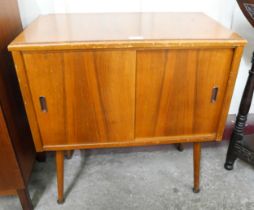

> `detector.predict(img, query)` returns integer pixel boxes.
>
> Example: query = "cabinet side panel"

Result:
[12,52,43,151]
[216,47,244,140]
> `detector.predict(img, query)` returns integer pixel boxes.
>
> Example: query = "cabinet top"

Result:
[9,13,246,51]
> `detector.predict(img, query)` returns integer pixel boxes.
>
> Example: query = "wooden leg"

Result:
[175,143,184,152]
[17,188,33,210]
[56,151,64,204]
[224,139,238,170]
[225,54,254,170]
[65,150,74,159]
[193,142,201,193]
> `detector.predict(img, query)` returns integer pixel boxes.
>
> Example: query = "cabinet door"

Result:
[136,49,233,138]
[23,50,135,146]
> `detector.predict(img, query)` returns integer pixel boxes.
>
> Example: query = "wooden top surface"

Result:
[9,13,246,51]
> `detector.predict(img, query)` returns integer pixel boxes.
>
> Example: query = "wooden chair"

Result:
[225,52,254,169]
[225,0,254,170]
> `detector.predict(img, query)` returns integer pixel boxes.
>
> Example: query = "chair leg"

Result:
[224,139,238,170]
[193,142,201,193]
[56,151,64,204]
[17,188,33,210]
[225,52,254,170]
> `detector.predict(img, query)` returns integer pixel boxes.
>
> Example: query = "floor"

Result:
[1,141,254,210]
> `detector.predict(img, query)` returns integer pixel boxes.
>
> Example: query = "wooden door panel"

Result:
[194,49,234,133]
[136,49,233,138]
[23,50,135,146]
[136,50,197,137]
[23,53,66,146]
[63,51,135,144]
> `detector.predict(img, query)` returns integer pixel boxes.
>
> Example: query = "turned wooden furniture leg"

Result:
[17,188,33,210]
[175,143,184,151]
[56,151,64,204]
[65,150,74,159]
[225,52,254,170]
[193,142,201,193]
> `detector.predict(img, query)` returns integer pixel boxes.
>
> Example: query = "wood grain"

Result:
[194,49,234,134]
[193,142,201,193]
[22,50,136,147]
[0,106,24,190]
[136,49,233,138]
[13,48,242,150]
[12,51,43,151]
[9,13,245,151]
[216,46,245,140]
[136,50,196,136]
[56,151,64,204]
[0,1,35,207]
[8,13,246,51]
[42,133,216,151]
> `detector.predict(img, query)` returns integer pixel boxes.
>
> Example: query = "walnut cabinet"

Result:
[21,49,235,146]
[8,13,246,203]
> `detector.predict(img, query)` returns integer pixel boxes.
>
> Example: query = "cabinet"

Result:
[0,0,35,209]
[0,106,34,210]
[8,13,246,203]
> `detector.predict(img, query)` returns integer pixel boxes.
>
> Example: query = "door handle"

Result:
[39,96,48,112]
[211,86,218,103]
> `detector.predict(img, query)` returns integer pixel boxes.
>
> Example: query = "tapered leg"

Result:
[56,151,64,204]
[193,142,201,193]
[65,150,74,159]
[175,143,184,152]
[17,188,33,210]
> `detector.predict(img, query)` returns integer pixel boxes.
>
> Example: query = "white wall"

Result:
[17,0,235,28]
[230,5,254,114]
[16,0,254,114]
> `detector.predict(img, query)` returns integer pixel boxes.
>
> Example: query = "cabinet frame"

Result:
[8,12,246,204]
[12,46,243,152]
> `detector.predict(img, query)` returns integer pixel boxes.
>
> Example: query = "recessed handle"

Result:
[39,96,48,112]
[211,86,219,103]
